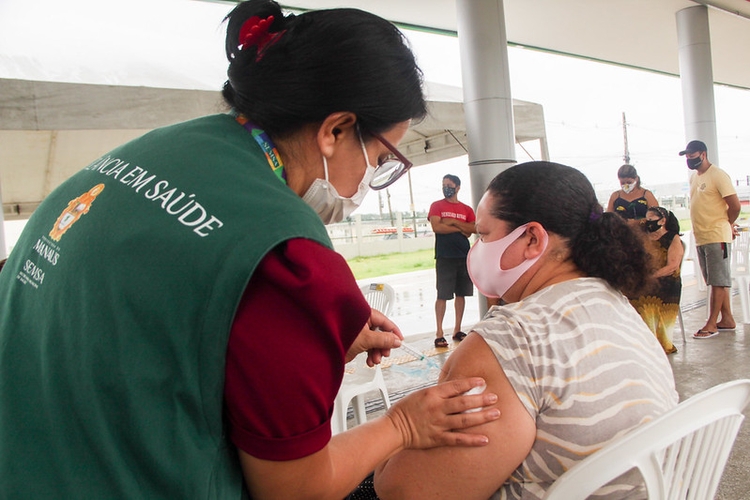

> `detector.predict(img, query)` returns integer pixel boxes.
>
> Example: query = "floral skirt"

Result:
[630,295,679,354]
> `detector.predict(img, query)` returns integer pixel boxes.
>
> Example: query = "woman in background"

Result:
[630,206,684,354]
[606,163,658,221]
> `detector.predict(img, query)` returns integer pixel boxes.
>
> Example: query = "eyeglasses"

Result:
[367,130,413,190]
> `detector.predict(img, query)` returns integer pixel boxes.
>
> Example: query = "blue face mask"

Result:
[443,186,457,199]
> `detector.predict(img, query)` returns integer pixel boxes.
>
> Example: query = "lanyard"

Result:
[235,114,287,185]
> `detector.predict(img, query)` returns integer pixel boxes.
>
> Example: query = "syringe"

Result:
[399,342,425,361]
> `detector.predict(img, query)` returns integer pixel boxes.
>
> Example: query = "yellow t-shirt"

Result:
[689,164,736,245]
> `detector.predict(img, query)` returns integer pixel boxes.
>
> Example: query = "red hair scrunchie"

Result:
[238,15,286,62]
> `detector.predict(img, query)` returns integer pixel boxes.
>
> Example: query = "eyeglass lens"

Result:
[370,159,406,190]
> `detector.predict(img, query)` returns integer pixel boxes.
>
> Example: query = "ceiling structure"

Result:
[275,0,750,90]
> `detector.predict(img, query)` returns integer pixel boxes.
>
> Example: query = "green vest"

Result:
[0,114,331,498]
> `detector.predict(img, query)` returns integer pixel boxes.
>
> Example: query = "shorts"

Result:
[696,242,732,288]
[436,257,474,300]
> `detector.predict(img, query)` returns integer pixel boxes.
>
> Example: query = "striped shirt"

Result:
[472,278,678,499]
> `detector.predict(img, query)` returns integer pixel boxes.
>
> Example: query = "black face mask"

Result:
[687,156,703,170]
[645,219,662,233]
[443,186,457,199]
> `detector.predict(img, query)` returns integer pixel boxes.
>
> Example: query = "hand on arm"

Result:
[238,376,502,500]
[374,333,536,500]
[429,215,462,235]
[453,219,476,237]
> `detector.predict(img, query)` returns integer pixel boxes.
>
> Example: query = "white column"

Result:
[456,0,516,317]
[455,0,516,209]
[676,5,719,163]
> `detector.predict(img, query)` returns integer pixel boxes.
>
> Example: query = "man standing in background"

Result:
[681,140,741,338]
[428,174,475,348]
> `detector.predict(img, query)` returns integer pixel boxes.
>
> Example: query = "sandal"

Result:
[452,331,467,342]
[693,329,719,339]
[434,337,449,348]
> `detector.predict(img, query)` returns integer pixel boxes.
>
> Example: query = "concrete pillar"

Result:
[456,0,516,317]
[676,5,719,163]
[455,0,516,208]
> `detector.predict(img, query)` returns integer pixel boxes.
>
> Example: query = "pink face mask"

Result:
[467,223,548,299]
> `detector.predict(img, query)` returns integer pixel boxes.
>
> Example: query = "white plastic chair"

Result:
[676,308,687,343]
[359,282,396,317]
[686,231,707,293]
[543,379,750,500]
[676,239,687,343]
[731,227,750,323]
[331,283,395,435]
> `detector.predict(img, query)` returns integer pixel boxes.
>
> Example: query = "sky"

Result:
[364,29,750,216]
[1,0,750,246]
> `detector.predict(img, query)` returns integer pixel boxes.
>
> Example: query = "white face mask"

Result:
[621,183,635,194]
[467,223,548,299]
[302,131,376,225]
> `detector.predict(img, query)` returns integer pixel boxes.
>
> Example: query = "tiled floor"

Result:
[353,270,750,499]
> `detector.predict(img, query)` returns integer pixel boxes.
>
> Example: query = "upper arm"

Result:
[645,190,658,207]
[606,192,617,212]
[374,333,536,500]
[429,215,442,232]
[668,235,685,268]
[238,448,326,499]
[725,193,741,217]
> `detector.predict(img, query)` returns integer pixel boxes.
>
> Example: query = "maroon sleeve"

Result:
[224,238,370,461]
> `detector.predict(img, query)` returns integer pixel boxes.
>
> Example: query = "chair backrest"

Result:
[543,379,750,500]
[732,227,750,277]
[359,282,396,316]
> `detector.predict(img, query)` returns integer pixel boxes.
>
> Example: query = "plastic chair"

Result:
[359,282,396,317]
[686,231,707,293]
[731,227,750,323]
[331,283,396,435]
[676,308,687,343]
[676,239,687,343]
[543,379,750,500]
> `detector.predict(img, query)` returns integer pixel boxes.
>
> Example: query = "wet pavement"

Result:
[354,265,750,499]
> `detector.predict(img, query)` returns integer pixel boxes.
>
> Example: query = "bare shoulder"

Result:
[374,333,536,500]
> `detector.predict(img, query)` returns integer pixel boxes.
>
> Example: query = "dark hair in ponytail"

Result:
[222,0,426,138]
[486,161,652,297]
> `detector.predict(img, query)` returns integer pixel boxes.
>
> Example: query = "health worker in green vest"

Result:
[0,1,501,498]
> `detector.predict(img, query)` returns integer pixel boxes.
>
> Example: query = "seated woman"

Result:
[630,207,684,355]
[374,162,678,499]
[606,164,658,222]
